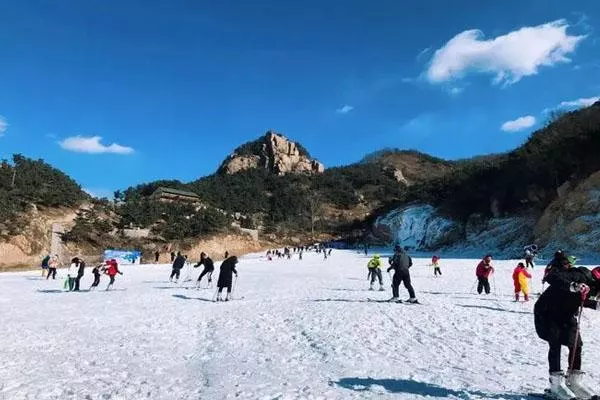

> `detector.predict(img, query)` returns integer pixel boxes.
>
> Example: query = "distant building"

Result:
[151,187,202,204]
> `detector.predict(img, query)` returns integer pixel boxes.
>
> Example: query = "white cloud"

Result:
[59,135,134,155]
[426,19,586,86]
[449,87,464,95]
[557,96,599,108]
[0,116,7,136]
[501,115,536,132]
[335,105,354,114]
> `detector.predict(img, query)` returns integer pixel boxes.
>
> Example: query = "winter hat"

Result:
[517,262,525,268]
[592,267,600,281]
[394,244,402,252]
[374,254,380,259]
[567,255,577,265]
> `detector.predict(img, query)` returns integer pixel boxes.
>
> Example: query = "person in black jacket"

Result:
[534,258,600,400]
[216,256,238,301]
[73,259,86,291]
[169,252,186,282]
[194,252,215,288]
[387,245,418,303]
[89,263,103,291]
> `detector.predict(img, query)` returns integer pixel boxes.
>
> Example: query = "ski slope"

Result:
[1,251,599,400]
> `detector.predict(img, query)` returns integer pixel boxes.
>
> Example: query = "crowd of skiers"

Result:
[41,255,123,291]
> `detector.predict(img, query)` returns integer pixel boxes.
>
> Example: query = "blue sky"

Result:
[1,0,599,198]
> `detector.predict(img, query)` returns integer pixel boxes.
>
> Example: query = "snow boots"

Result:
[548,371,577,400]
[567,370,597,399]
[369,284,374,291]
[388,297,400,302]
[514,293,530,302]
[406,298,419,304]
[379,284,385,291]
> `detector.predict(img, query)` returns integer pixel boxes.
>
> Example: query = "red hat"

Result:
[592,266,600,281]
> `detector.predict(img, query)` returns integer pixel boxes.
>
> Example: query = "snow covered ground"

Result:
[1,251,599,400]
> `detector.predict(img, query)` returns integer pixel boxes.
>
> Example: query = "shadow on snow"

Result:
[457,304,531,315]
[332,377,534,399]
[172,294,214,302]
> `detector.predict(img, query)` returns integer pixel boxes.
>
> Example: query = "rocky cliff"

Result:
[218,131,325,175]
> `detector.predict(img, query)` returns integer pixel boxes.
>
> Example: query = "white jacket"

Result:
[67,263,78,277]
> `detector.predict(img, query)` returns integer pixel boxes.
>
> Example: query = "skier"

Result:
[224,251,229,259]
[534,258,600,399]
[299,249,303,260]
[154,250,160,263]
[216,256,238,301]
[194,252,215,288]
[432,255,442,277]
[169,252,186,282]
[170,251,175,262]
[89,263,102,291]
[512,262,532,301]
[105,259,123,290]
[74,258,86,291]
[67,257,80,291]
[46,255,58,280]
[367,255,385,291]
[475,255,494,295]
[387,245,418,303]
[41,254,50,277]
[525,244,537,269]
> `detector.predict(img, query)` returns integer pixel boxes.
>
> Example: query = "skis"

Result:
[213,296,245,303]
[367,298,421,304]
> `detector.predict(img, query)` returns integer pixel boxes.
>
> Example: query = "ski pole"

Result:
[212,287,219,301]
[231,275,238,299]
[469,278,477,294]
[568,300,585,376]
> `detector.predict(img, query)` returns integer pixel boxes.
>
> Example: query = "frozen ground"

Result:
[1,251,599,400]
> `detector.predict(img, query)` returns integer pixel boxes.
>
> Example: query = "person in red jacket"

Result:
[104,259,123,291]
[513,262,532,301]
[475,254,494,295]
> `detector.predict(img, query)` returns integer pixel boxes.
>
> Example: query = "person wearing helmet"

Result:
[543,250,565,284]
[534,257,600,400]
[387,245,418,303]
[367,255,385,291]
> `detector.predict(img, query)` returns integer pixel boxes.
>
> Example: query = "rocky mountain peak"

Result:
[218,131,325,175]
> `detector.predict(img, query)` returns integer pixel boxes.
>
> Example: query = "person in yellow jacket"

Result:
[367,255,385,291]
[513,262,532,301]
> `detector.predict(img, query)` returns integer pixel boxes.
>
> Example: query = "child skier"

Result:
[512,262,532,301]
[89,264,103,291]
[46,255,58,280]
[216,256,238,301]
[104,259,123,291]
[194,252,215,288]
[432,255,442,277]
[534,258,600,400]
[367,255,385,291]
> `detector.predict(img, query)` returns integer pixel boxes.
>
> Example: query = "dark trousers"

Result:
[218,285,232,293]
[68,277,75,291]
[434,267,442,276]
[477,277,490,294]
[526,257,534,269]
[74,276,83,291]
[549,339,582,373]
[91,276,100,288]
[170,268,181,280]
[108,275,116,286]
[370,269,383,285]
[197,269,213,283]
[392,270,416,299]
[47,268,57,279]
